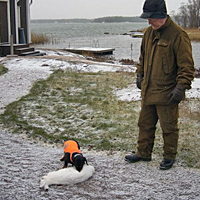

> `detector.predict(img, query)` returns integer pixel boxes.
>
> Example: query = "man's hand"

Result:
[136,74,143,89]
[167,85,185,104]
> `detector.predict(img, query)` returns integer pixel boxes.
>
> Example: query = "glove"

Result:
[136,74,143,89]
[167,85,185,105]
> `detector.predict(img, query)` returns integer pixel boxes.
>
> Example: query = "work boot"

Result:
[125,154,151,163]
[160,158,174,170]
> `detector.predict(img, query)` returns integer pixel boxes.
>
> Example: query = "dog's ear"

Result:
[84,157,88,165]
[74,140,81,150]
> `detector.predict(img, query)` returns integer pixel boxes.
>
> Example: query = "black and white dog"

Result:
[60,140,88,172]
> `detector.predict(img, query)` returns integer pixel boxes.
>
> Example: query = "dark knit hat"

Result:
[140,0,167,19]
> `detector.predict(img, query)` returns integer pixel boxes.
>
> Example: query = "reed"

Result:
[31,33,50,44]
[139,28,200,42]
[185,29,200,42]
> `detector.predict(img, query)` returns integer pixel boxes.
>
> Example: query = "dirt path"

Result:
[1,56,200,200]
[1,129,200,200]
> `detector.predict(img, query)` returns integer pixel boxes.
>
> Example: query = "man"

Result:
[125,0,194,170]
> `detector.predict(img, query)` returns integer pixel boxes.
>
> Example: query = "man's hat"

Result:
[140,0,167,19]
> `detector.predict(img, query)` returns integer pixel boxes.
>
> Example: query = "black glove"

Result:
[167,85,185,105]
[136,74,143,89]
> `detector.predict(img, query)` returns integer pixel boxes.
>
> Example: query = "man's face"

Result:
[148,18,167,30]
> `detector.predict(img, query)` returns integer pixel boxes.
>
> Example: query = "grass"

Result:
[0,64,8,76]
[139,28,200,42]
[0,70,138,150]
[185,29,200,42]
[0,69,199,168]
[31,33,50,44]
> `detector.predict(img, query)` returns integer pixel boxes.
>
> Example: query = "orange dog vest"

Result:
[63,140,82,163]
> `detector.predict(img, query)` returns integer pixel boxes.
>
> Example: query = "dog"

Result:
[40,165,95,191]
[60,140,88,172]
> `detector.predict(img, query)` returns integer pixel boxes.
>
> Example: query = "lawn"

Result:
[0,69,199,168]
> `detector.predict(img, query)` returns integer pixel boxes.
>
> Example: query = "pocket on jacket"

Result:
[157,40,171,75]
[155,78,176,88]
[162,54,170,74]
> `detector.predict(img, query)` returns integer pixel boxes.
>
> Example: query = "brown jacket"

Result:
[136,16,195,105]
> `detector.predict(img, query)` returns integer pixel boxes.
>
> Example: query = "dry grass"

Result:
[138,28,200,42]
[185,28,200,42]
[31,33,50,44]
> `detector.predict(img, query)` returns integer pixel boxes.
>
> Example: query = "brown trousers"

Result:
[136,102,179,160]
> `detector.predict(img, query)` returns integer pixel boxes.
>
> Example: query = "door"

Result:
[0,1,8,43]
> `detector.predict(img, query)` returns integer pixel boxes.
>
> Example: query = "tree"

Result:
[173,0,200,28]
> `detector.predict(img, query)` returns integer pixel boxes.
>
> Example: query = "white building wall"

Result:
[27,0,31,43]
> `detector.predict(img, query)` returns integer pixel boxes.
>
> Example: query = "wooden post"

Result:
[7,34,17,57]
[10,34,14,55]
[131,43,133,60]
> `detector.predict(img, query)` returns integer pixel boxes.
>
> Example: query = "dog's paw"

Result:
[39,178,49,191]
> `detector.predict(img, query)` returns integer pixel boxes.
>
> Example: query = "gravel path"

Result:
[0,56,200,200]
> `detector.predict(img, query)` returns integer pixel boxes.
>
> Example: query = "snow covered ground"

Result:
[0,50,199,113]
[0,51,200,199]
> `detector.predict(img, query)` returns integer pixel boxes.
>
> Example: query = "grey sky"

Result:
[30,0,189,20]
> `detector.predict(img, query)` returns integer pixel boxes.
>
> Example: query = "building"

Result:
[0,0,42,56]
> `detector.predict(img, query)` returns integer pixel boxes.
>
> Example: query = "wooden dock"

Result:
[131,32,144,38]
[65,47,115,56]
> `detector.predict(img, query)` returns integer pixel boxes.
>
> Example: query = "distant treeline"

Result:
[31,16,145,23]
[31,18,91,23]
[93,16,145,23]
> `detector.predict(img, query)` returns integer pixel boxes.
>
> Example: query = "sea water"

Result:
[30,22,147,61]
[31,22,199,67]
